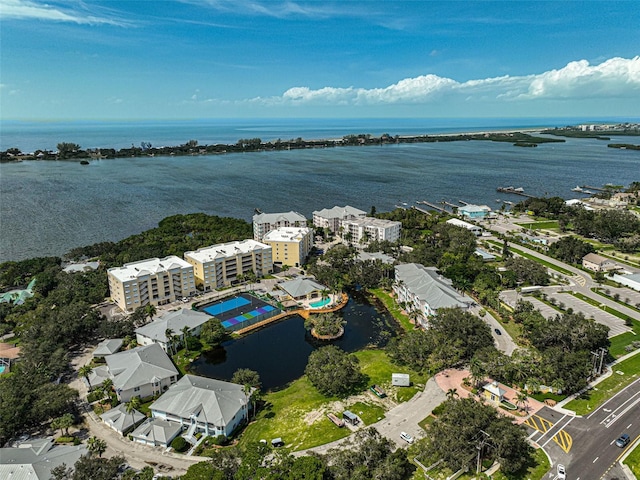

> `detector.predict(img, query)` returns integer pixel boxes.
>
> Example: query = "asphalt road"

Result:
[527,376,640,480]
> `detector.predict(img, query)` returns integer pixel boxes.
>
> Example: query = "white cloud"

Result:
[0,0,127,25]
[250,56,640,106]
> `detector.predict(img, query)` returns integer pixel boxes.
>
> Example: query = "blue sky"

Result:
[1,0,639,120]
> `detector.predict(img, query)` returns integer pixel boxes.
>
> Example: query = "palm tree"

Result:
[242,383,252,420]
[78,364,93,390]
[144,303,157,322]
[100,378,114,407]
[469,357,486,389]
[87,436,107,457]
[181,325,190,350]
[446,388,459,400]
[126,396,141,431]
[515,391,528,412]
[58,413,74,436]
[164,328,175,354]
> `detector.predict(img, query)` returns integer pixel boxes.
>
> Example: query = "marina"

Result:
[496,186,536,198]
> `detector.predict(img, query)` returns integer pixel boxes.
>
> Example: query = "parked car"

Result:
[616,433,631,448]
[494,328,502,335]
[400,432,413,444]
[557,463,566,480]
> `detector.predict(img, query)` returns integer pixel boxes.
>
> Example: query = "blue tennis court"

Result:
[202,296,250,316]
[199,293,281,332]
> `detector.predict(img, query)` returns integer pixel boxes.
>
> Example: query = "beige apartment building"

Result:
[252,211,307,241]
[108,256,196,313]
[263,227,312,267]
[184,239,273,291]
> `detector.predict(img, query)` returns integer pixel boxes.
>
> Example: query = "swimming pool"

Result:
[310,297,331,308]
[0,366,6,374]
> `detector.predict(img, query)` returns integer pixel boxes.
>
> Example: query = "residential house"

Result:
[393,263,474,328]
[263,227,312,267]
[92,338,123,359]
[184,239,272,291]
[312,205,366,233]
[0,439,87,480]
[107,256,196,313]
[582,253,616,272]
[105,344,179,402]
[130,418,183,448]
[149,375,251,440]
[253,211,307,241]
[482,381,506,405]
[459,204,491,219]
[100,403,146,435]
[135,308,212,352]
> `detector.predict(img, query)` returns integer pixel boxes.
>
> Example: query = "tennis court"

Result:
[200,293,281,331]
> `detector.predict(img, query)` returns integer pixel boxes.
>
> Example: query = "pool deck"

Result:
[233,292,349,335]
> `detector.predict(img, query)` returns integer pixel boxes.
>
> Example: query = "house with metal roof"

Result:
[135,308,212,352]
[105,343,178,402]
[459,204,491,219]
[130,418,183,448]
[92,338,123,359]
[0,439,87,480]
[277,277,328,301]
[393,263,474,328]
[149,375,251,441]
[100,403,146,435]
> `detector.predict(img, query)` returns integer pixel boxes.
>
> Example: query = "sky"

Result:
[1,0,639,120]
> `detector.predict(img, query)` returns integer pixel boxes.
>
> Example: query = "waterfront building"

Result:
[149,375,251,441]
[340,217,401,245]
[393,263,474,328]
[135,308,212,352]
[263,227,312,267]
[253,211,307,241]
[446,218,483,236]
[312,205,366,233]
[105,344,179,402]
[107,256,195,313]
[459,204,491,219]
[184,239,272,291]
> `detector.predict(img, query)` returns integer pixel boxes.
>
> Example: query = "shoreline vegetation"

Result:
[1,130,566,162]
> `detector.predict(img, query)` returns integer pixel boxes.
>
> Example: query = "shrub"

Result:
[87,391,102,403]
[213,435,227,446]
[431,403,446,417]
[171,436,189,453]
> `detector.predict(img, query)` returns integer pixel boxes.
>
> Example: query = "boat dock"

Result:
[496,187,536,198]
[580,185,607,192]
[443,201,459,209]
[415,200,450,213]
[458,200,469,205]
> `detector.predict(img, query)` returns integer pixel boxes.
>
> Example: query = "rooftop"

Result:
[278,277,328,298]
[313,205,366,219]
[105,343,178,391]
[253,211,307,224]
[108,255,192,282]
[185,239,271,263]
[342,217,401,228]
[263,227,311,242]
[136,308,212,343]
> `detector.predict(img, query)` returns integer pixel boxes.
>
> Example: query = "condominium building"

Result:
[340,217,401,244]
[263,227,312,267]
[252,211,307,241]
[107,256,195,313]
[312,205,366,233]
[184,239,272,291]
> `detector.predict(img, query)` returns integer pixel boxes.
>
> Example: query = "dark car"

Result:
[616,433,630,448]
[494,328,502,335]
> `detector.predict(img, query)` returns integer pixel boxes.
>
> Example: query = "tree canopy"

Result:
[305,345,365,397]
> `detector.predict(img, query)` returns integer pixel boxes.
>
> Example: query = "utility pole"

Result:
[598,347,607,375]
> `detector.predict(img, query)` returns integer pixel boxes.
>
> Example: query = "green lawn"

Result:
[238,349,421,452]
[623,442,640,478]
[609,317,640,358]
[564,352,640,415]
[491,448,551,480]
[515,220,559,230]
[369,288,414,332]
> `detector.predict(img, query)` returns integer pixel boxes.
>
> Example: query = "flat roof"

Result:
[108,255,192,282]
[263,227,310,242]
[185,239,270,263]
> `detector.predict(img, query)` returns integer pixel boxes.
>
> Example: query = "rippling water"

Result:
[1,118,638,262]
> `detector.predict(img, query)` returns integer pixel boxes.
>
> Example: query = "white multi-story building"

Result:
[108,256,195,313]
[340,217,401,244]
[312,205,366,233]
[184,239,272,290]
[263,227,312,267]
[252,211,307,241]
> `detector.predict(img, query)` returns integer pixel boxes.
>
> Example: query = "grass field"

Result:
[515,220,559,230]
[623,442,640,478]
[564,352,640,415]
[369,288,414,332]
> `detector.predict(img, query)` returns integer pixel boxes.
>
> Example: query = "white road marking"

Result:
[541,416,575,448]
[628,423,633,428]
[593,457,599,463]
[588,376,640,420]
[603,395,640,428]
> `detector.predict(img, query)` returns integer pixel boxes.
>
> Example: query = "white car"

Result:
[400,431,414,444]
[557,463,566,480]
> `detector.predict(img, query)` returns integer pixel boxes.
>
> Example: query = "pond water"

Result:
[188,291,398,391]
